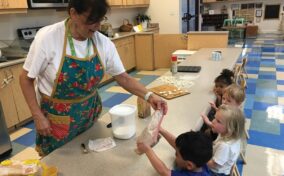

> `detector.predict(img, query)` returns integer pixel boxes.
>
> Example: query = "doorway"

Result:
[181,0,199,33]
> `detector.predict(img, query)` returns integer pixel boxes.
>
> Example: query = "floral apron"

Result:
[36,20,104,155]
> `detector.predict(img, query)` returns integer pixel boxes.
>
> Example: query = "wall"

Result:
[205,0,284,33]
[0,8,142,42]
[146,0,181,34]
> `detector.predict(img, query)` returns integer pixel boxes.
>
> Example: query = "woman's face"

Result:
[211,110,227,135]
[70,8,102,40]
[213,82,228,97]
[222,93,239,107]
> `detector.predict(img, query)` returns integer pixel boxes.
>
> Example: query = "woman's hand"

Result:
[148,94,168,115]
[201,114,212,127]
[34,114,52,136]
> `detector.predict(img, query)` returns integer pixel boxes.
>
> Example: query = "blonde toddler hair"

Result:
[225,84,245,105]
[218,105,245,141]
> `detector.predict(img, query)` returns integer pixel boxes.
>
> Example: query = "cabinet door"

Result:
[2,0,27,9]
[107,0,124,6]
[113,36,136,71]
[135,34,154,70]
[154,34,187,68]
[124,0,149,6]
[11,64,32,122]
[0,67,19,128]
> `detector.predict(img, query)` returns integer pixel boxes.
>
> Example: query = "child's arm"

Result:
[209,101,218,111]
[201,114,213,127]
[137,142,171,176]
[207,159,218,169]
[159,127,176,149]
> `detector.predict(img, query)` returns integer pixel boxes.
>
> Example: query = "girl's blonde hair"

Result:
[218,105,245,140]
[225,84,245,105]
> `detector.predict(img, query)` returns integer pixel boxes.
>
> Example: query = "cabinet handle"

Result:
[182,34,188,40]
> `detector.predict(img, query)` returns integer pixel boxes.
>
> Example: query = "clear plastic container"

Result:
[109,104,137,139]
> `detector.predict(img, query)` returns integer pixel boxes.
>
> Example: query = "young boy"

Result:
[137,128,212,176]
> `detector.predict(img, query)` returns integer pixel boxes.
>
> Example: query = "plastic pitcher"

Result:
[109,104,137,139]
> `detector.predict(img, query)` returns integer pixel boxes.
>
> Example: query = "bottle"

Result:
[137,97,151,118]
[171,55,178,75]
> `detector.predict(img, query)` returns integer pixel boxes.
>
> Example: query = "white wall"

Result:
[146,0,181,34]
[207,0,284,33]
[0,8,142,41]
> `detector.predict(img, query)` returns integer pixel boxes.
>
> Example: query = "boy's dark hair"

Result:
[175,131,212,168]
[214,69,234,86]
[68,0,110,24]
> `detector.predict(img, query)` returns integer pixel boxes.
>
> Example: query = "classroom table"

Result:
[41,48,242,176]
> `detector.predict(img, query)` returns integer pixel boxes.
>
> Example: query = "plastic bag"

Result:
[0,159,58,176]
[136,110,164,154]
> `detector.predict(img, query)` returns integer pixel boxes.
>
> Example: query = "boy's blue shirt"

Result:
[171,165,211,176]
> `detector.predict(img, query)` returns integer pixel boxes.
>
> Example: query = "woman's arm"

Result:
[137,142,171,176]
[19,70,52,136]
[159,128,176,149]
[114,72,168,114]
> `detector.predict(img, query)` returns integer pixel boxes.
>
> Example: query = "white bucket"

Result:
[109,104,137,139]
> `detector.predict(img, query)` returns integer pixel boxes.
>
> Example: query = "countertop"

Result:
[41,48,242,176]
[0,27,159,69]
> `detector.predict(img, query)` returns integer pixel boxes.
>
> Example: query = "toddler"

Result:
[137,129,212,176]
[203,105,245,176]
[201,69,234,133]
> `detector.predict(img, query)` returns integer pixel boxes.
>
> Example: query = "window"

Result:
[264,4,280,19]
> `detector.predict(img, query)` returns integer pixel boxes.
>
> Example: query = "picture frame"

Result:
[256,9,262,17]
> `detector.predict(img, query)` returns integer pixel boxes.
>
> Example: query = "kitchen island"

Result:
[41,48,242,176]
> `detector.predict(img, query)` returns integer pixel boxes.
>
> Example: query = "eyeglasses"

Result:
[81,14,107,25]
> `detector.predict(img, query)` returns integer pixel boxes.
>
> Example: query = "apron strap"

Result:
[66,19,92,57]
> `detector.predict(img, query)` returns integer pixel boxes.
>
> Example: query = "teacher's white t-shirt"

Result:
[23,20,125,96]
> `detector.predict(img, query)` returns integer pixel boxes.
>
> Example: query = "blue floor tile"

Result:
[256,79,277,89]
[277,80,284,85]
[258,75,276,80]
[277,91,284,97]
[243,108,252,118]
[24,121,35,130]
[250,110,280,135]
[248,124,284,150]
[245,83,256,94]
[102,93,132,108]
[13,130,36,147]
[244,95,254,109]
[255,88,278,97]
[253,101,276,111]
[139,75,159,85]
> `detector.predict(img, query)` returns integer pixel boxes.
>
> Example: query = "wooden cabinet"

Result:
[107,0,124,6]
[124,0,150,6]
[108,0,149,7]
[0,64,31,128]
[113,36,136,71]
[0,66,19,128]
[0,0,27,14]
[135,34,154,70]
[154,34,187,69]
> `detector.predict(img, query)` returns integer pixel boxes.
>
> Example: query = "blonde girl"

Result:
[203,105,245,176]
[222,84,245,108]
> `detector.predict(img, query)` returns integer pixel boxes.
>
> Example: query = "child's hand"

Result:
[137,142,151,154]
[201,114,212,126]
[209,102,218,111]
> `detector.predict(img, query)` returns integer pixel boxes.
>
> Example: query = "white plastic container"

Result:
[109,104,137,139]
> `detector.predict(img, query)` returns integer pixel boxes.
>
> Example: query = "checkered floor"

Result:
[4,33,284,175]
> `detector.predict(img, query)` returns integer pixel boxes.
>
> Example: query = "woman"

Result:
[19,0,167,156]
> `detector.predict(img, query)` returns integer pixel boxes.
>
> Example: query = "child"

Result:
[202,84,246,140]
[203,105,245,176]
[137,129,212,176]
[212,69,235,108]
[221,84,245,108]
[200,69,234,133]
